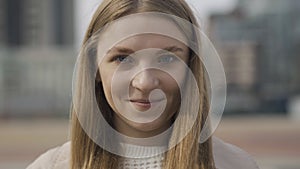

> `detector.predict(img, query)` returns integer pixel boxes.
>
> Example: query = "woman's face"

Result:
[98,20,190,138]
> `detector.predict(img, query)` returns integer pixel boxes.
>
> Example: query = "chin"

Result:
[131,121,161,132]
[128,120,169,136]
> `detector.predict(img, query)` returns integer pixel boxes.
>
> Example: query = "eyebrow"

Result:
[106,46,134,54]
[107,46,184,54]
[159,46,184,54]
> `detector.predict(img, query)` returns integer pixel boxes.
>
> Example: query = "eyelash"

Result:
[111,55,130,63]
[110,54,178,64]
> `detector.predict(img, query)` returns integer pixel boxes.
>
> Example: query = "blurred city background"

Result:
[0,0,299,169]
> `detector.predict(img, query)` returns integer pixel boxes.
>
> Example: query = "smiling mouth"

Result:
[128,99,164,109]
[130,99,164,103]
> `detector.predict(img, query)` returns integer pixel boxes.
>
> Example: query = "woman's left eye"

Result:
[158,54,176,63]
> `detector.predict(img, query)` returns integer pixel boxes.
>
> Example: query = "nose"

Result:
[131,70,159,92]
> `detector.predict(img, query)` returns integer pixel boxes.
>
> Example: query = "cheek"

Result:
[99,68,113,102]
[162,76,181,97]
[100,69,131,102]
[100,75,112,101]
[161,66,187,92]
[164,79,181,118]
[100,74,123,114]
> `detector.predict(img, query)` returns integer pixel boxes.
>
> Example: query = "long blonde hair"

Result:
[71,0,215,168]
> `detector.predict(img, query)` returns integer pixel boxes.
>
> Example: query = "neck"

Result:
[113,115,172,146]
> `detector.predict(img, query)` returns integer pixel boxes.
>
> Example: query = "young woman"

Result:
[27,0,259,169]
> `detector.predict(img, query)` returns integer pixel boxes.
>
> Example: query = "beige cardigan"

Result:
[26,137,259,169]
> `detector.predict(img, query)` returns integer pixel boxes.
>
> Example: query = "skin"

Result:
[98,33,190,138]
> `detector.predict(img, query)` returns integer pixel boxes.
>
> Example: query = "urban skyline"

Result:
[0,0,299,117]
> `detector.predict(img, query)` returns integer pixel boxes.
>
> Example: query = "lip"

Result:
[129,98,164,103]
[127,98,164,109]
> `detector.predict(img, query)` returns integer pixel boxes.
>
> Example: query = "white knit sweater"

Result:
[26,137,260,169]
[118,143,165,169]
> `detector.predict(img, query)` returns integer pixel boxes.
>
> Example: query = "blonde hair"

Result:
[71,0,215,168]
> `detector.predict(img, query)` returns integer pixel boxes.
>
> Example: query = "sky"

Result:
[74,0,238,47]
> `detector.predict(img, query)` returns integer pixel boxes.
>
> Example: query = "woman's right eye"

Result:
[111,55,133,64]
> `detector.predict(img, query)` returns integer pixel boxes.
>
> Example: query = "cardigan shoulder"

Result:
[212,137,259,169]
[26,142,70,169]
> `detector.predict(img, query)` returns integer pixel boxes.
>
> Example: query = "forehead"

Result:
[112,34,188,51]
[96,13,189,54]
[104,14,187,40]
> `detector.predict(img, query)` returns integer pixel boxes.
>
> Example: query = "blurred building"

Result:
[0,0,75,117]
[209,0,300,114]
[0,0,74,46]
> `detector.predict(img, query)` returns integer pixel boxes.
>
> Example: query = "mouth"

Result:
[128,99,164,109]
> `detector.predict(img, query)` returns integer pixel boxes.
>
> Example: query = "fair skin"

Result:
[97,15,190,138]
[99,34,190,139]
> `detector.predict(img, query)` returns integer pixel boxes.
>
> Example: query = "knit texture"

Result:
[26,137,260,169]
[118,143,166,169]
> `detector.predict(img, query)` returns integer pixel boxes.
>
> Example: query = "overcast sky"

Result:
[74,0,238,46]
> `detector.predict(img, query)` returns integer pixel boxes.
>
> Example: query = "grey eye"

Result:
[158,54,176,63]
[113,55,134,64]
